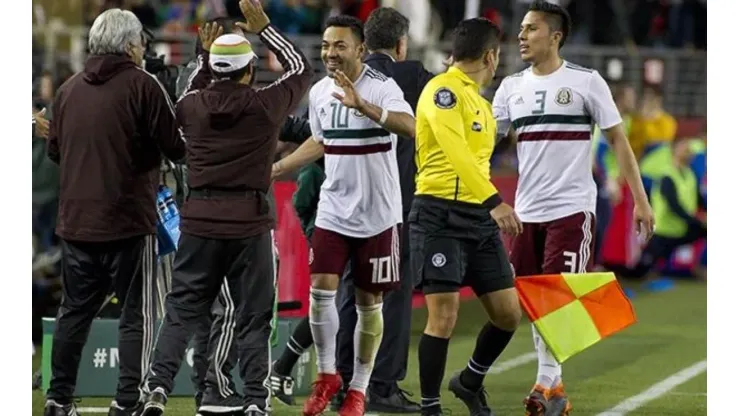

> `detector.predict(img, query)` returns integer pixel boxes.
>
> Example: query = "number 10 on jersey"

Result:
[370,256,398,284]
[330,102,350,128]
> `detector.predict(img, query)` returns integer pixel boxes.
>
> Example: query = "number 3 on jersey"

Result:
[330,102,350,128]
[532,90,547,115]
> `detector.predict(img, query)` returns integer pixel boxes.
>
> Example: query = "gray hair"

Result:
[88,8,143,55]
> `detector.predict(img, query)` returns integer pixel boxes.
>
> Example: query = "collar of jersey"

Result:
[447,66,477,87]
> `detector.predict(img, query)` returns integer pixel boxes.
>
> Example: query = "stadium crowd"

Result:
[31,0,707,415]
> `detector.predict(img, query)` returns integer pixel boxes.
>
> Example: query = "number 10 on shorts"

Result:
[370,256,398,284]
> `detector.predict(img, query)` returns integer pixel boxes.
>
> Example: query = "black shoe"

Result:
[108,400,142,416]
[44,400,79,416]
[447,371,493,416]
[270,361,295,405]
[243,404,267,416]
[366,387,421,413]
[198,388,244,414]
[140,387,168,416]
[330,386,347,411]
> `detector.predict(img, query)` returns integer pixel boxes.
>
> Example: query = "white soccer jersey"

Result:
[309,65,413,238]
[493,61,622,223]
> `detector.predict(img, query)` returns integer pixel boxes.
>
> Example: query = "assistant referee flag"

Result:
[515,272,637,363]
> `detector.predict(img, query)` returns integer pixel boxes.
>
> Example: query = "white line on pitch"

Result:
[595,359,707,416]
[77,408,110,413]
[488,352,538,374]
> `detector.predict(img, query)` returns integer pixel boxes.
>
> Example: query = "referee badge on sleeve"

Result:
[434,87,457,109]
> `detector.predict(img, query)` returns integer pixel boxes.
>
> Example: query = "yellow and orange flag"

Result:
[515,272,637,363]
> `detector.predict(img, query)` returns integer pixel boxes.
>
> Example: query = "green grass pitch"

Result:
[32,280,707,415]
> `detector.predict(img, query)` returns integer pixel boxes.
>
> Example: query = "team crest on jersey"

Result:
[555,87,573,106]
[433,87,457,109]
[472,122,482,132]
[351,108,366,118]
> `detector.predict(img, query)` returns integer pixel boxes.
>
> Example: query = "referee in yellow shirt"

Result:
[410,18,523,416]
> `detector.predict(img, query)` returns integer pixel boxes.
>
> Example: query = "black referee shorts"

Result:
[408,195,514,296]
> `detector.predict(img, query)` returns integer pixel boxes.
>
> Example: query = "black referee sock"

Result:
[460,322,515,390]
[419,333,449,413]
[274,317,313,376]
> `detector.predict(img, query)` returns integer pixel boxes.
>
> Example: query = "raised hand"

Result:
[330,70,364,110]
[198,22,224,52]
[236,0,270,34]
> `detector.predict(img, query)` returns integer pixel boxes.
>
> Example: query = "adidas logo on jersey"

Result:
[514,96,525,105]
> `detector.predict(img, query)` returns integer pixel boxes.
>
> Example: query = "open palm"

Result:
[330,70,362,109]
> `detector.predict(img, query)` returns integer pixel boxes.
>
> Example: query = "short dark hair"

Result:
[195,17,237,55]
[364,7,409,51]
[528,0,572,49]
[324,15,364,44]
[451,18,501,62]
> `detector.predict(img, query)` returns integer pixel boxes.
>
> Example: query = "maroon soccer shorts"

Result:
[509,211,596,277]
[310,224,402,293]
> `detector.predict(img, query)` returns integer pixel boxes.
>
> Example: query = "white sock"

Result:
[348,303,384,394]
[532,323,562,389]
[309,288,339,374]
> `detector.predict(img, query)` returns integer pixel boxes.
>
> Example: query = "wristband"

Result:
[379,108,389,125]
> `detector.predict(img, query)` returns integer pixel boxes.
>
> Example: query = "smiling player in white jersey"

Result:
[492,1,655,415]
[271,15,415,416]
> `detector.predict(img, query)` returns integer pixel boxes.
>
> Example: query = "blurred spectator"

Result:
[690,123,707,206]
[430,0,465,41]
[627,136,706,280]
[300,0,331,34]
[265,0,311,34]
[161,0,199,32]
[630,85,677,158]
[667,0,707,49]
[125,0,159,28]
[632,85,678,195]
[384,0,430,47]
[593,84,637,268]
[631,0,669,47]
[32,72,61,257]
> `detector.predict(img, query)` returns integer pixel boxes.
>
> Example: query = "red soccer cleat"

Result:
[338,389,366,416]
[302,373,342,416]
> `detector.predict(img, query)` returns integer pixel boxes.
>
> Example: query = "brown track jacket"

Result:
[176,24,312,239]
[47,54,186,242]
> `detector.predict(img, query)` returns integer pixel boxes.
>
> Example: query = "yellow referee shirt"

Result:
[415,67,502,209]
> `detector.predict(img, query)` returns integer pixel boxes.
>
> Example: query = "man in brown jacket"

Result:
[141,1,312,415]
[43,8,186,416]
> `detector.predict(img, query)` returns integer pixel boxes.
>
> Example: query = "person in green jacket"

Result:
[629,136,706,279]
